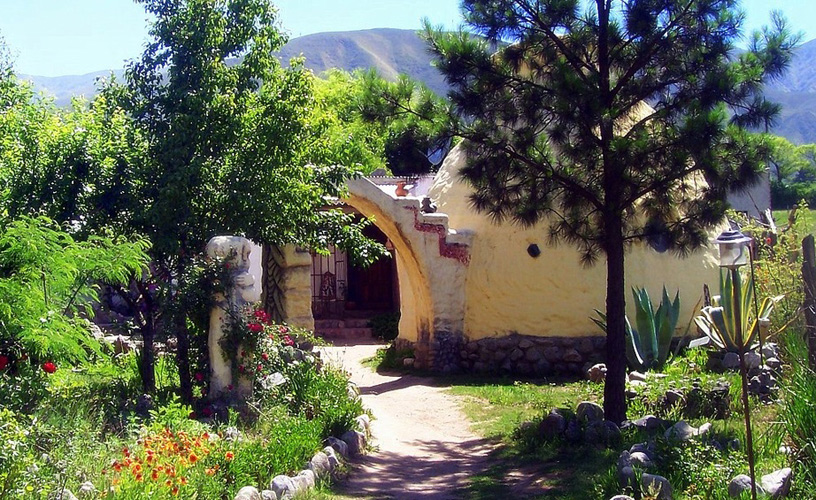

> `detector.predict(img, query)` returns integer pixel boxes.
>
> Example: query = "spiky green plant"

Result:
[694,270,782,354]
[593,286,680,371]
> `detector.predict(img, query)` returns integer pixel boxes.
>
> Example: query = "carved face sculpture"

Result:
[206,236,252,272]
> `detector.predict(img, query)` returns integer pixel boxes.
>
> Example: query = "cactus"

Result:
[592,286,680,371]
[694,270,782,353]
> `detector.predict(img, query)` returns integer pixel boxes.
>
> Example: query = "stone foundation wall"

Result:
[398,333,607,376]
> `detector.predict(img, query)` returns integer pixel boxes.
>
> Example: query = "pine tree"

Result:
[425,0,797,423]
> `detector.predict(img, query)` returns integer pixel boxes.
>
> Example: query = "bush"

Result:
[369,312,400,341]
[0,409,38,498]
[274,360,364,439]
[230,407,323,487]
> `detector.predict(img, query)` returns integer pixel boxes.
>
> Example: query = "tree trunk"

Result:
[176,310,193,403]
[604,217,628,425]
[140,315,156,394]
[121,281,155,394]
[175,261,193,403]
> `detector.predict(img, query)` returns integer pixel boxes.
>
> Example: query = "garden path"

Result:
[320,342,495,499]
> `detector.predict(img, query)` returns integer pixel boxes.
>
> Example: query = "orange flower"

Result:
[171,486,179,496]
[205,468,216,476]
[225,451,234,461]
[180,478,188,486]
[189,453,198,464]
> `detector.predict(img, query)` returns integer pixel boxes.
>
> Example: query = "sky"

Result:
[0,0,812,77]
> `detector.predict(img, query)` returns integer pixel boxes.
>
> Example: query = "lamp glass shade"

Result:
[714,230,752,268]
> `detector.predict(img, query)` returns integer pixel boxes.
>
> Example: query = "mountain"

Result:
[19,28,444,107]
[18,28,816,144]
[276,28,447,95]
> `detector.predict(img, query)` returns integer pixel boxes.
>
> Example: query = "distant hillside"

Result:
[19,28,444,107]
[18,28,816,144]
[276,28,447,95]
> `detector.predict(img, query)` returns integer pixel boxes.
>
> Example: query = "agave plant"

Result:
[694,270,782,354]
[593,286,680,371]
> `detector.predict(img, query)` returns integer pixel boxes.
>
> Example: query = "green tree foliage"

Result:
[0,216,149,363]
[312,68,453,176]
[311,69,389,173]
[768,135,816,208]
[3,1,387,397]
[353,70,453,175]
[423,0,797,423]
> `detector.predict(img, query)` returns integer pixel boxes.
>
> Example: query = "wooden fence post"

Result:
[801,235,816,370]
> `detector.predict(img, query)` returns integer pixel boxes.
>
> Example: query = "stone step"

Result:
[343,318,372,328]
[316,327,374,340]
[314,319,372,330]
[314,319,343,329]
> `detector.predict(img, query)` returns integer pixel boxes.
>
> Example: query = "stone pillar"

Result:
[262,244,314,331]
[206,236,256,399]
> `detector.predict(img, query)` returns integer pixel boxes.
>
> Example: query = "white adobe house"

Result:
[240,143,769,374]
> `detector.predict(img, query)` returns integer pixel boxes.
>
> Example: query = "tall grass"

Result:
[777,329,816,492]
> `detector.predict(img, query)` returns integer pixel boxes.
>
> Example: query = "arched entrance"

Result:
[261,176,472,370]
[311,219,400,340]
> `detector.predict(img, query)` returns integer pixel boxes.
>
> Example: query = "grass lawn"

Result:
[442,349,791,499]
[773,207,816,235]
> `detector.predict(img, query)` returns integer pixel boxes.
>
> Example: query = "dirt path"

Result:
[320,342,496,500]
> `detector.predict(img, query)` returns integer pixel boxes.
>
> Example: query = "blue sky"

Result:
[0,0,811,77]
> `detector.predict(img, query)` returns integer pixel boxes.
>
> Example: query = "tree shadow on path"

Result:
[334,437,497,500]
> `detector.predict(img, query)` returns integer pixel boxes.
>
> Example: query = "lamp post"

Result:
[714,229,757,500]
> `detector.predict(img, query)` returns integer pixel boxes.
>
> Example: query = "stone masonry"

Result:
[399,333,606,376]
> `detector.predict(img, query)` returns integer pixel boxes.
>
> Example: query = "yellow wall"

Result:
[430,146,723,340]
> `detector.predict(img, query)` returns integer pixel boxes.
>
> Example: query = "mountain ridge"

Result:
[19,28,816,143]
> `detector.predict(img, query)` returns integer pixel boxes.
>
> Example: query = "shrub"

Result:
[276,360,364,439]
[369,312,400,341]
[0,409,38,498]
[230,408,323,487]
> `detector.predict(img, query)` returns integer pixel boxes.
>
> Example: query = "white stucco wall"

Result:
[428,145,724,340]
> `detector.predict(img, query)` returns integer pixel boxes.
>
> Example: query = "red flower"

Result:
[283,335,294,347]
[238,365,245,373]
[0,355,8,370]
[42,361,57,374]
[256,364,263,372]
[261,353,269,361]
[278,325,289,334]
[227,384,234,391]
[247,323,263,333]
[253,309,271,324]
[194,372,204,382]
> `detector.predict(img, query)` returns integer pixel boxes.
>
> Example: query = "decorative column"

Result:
[206,236,256,399]
[261,244,314,330]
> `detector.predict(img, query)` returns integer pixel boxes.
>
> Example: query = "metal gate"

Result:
[311,246,347,319]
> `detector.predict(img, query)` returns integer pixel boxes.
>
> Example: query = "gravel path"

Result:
[320,341,495,500]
